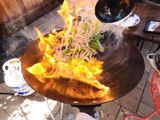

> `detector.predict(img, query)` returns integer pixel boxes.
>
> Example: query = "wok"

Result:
[21,33,144,105]
[95,0,134,23]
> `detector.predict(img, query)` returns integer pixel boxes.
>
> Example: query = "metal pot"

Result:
[95,0,134,23]
[147,51,160,74]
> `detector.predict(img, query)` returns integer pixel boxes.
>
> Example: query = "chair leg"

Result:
[154,44,160,53]
[136,39,140,47]
[139,40,145,51]
[44,97,55,120]
[124,110,157,120]
[60,103,64,120]
[0,92,15,95]
[143,110,157,120]
[124,114,144,120]
[135,38,144,51]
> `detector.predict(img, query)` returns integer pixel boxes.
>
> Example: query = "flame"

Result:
[58,0,74,34]
[27,0,109,99]
[120,0,130,7]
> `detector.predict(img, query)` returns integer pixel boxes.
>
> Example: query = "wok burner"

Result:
[21,33,145,119]
[21,39,144,105]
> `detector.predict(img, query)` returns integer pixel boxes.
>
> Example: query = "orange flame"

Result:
[27,0,109,99]
[58,0,74,33]
[120,0,130,7]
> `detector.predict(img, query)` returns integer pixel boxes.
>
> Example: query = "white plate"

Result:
[117,14,140,27]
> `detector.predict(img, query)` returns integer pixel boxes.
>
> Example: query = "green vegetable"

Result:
[83,51,92,59]
[74,48,83,55]
[89,33,104,52]
[95,22,99,33]
[71,26,77,35]
[63,37,73,55]
[82,22,89,33]
[89,47,97,54]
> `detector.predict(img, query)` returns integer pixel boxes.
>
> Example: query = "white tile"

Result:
[2,93,58,120]
[141,41,153,50]
[137,71,149,90]
[0,83,13,93]
[137,102,156,118]
[101,102,120,120]
[141,82,154,108]
[0,85,10,101]
[115,88,142,113]
[0,109,9,120]
[116,107,137,120]
[137,102,153,117]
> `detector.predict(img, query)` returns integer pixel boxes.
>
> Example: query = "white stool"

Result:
[76,112,96,120]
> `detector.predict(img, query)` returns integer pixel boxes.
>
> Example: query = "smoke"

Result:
[102,24,126,37]
[100,24,128,50]
[0,32,31,83]
[94,24,129,61]
[1,34,31,58]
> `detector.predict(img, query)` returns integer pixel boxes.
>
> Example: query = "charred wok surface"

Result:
[21,37,144,105]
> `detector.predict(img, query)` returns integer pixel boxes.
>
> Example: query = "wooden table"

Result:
[124,2,160,44]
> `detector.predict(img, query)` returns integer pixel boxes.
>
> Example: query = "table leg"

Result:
[140,40,145,51]
[136,38,140,47]
[0,92,15,95]
[44,97,55,120]
[154,44,160,52]
[60,103,64,120]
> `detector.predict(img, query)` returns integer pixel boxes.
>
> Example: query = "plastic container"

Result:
[2,58,34,96]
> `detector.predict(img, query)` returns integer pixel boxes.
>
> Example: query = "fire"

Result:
[58,0,74,33]
[27,0,109,99]
[121,0,130,7]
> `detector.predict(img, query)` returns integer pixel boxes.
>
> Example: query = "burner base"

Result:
[76,113,95,120]
[72,105,102,119]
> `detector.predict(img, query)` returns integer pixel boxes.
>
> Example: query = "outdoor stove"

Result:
[21,32,144,103]
[21,32,144,119]
[0,0,145,119]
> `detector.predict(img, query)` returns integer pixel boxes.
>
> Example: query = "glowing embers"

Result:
[27,0,109,99]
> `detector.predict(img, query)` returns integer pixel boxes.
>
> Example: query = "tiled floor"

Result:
[0,3,160,120]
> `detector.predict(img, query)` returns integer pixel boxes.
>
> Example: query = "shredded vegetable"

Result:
[36,0,105,61]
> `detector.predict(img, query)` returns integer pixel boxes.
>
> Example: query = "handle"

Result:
[147,53,157,70]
